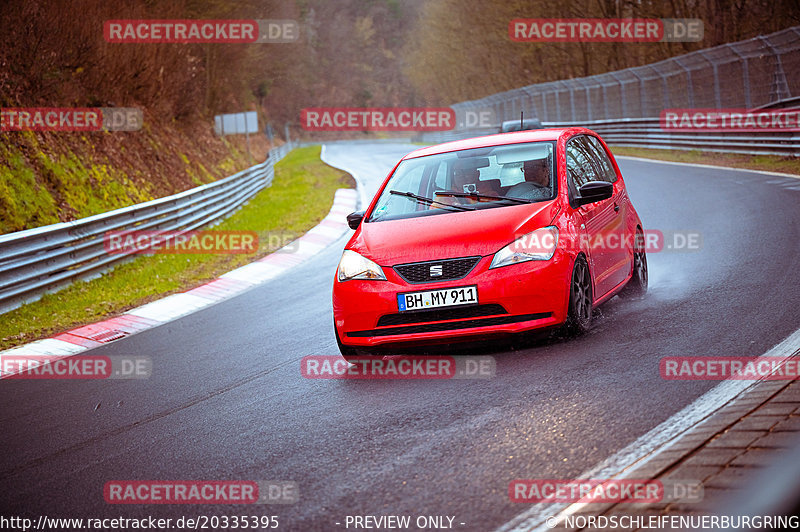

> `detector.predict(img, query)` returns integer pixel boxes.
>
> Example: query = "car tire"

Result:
[563,255,593,336]
[334,323,358,358]
[618,230,648,299]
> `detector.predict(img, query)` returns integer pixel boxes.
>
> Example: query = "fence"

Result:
[455,26,800,123]
[420,26,800,156]
[0,142,293,315]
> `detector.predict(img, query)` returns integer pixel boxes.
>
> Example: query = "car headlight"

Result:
[490,226,559,269]
[337,250,387,281]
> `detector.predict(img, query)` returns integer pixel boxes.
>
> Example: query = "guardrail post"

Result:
[758,36,791,103]
[566,81,576,122]
[541,90,548,122]
[655,66,670,111]
[575,78,592,121]
[674,57,695,108]
[554,88,562,122]
[628,68,646,118]
[729,44,752,109]
[609,72,627,118]
[698,50,723,108]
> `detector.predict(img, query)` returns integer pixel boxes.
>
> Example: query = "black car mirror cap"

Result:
[575,181,613,206]
[346,211,365,230]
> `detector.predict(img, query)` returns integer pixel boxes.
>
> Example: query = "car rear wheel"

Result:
[618,230,648,299]
[563,256,593,335]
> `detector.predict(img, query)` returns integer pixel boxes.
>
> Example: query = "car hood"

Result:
[349,201,559,265]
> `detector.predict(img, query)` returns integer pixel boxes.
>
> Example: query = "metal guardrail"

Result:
[0,142,294,315]
[417,26,800,156]
[552,118,800,156]
[417,118,800,157]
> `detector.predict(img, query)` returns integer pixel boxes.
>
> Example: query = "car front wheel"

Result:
[563,255,593,335]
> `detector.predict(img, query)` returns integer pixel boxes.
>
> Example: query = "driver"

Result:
[506,157,552,200]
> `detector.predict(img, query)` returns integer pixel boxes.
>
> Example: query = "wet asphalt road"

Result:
[1,142,799,531]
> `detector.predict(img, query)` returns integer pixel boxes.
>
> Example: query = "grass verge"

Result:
[610,146,800,177]
[0,145,354,350]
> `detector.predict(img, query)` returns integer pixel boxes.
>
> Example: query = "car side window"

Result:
[584,136,618,183]
[566,137,597,198]
[566,135,618,198]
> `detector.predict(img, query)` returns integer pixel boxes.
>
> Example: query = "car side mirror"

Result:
[575,181,613,206]
[346,211,365,230]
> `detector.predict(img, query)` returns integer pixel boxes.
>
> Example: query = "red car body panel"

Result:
[347,200,560,265]
[333,128,643,350]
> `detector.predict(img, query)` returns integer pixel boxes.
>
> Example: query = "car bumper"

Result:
[333,251,572,348]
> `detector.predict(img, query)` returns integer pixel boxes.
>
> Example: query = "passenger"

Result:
[522,158,551,188]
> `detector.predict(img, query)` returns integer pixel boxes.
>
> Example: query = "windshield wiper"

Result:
[389,190,474,212]
[434,190,531,204]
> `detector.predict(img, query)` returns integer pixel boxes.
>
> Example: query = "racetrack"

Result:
[1,142,799,530]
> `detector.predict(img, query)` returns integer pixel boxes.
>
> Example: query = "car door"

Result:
[583,135,630,290]
[565,135,627,299]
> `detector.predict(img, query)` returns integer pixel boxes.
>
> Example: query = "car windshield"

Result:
[368,141,556,222]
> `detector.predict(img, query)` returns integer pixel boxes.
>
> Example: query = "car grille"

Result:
[394,256,482,284]
[346,312,553,337]
[376,304,508,327]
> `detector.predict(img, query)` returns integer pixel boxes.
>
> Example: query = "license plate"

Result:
[397,286,478,312]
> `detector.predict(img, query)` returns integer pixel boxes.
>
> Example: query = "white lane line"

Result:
[321,144,369,209]
[220,262,285,285]
[496,326,800,532]
[308,225,347,239]
[126,293,214,323]
[335,188,358,200]
[615,155,800,180]
[0,339,89,379]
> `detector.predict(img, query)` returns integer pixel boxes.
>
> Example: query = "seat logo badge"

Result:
[430,265,443,277]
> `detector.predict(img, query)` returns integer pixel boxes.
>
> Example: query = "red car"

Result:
[333,127,647,360]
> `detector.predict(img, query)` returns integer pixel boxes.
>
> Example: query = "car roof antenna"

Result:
[520,111,524,130]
